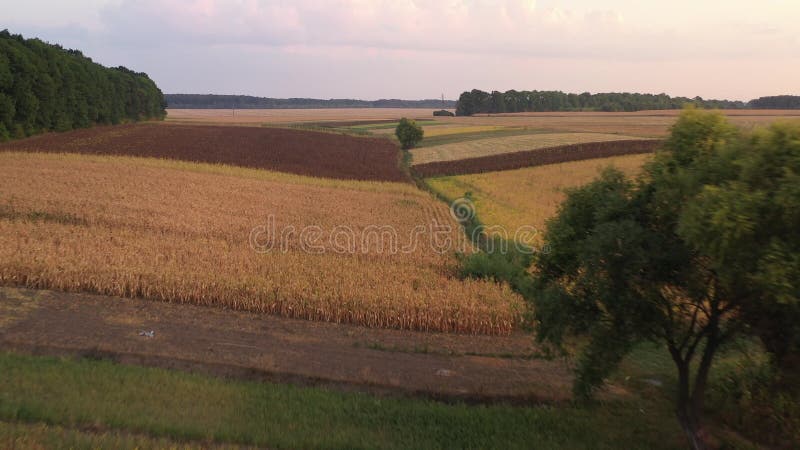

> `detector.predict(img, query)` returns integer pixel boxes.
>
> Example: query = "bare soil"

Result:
[0,287,586,404]
[414,139,661,177]
[0,123,408,182]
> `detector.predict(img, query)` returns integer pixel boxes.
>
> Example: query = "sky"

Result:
[2,0,799,101]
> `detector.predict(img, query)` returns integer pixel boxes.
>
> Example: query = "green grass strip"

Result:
[0,352,684,449]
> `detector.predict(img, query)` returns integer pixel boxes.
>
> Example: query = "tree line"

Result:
[0,30,165,141]
[455,89,800,115]
[749,95,800,109]
[164,94,456,109]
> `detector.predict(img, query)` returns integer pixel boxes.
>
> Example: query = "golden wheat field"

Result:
[0,152,523,335]
[426,153,652,244]
[409,132,649,165]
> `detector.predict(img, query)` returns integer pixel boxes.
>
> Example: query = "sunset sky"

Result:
[3,0,798,100]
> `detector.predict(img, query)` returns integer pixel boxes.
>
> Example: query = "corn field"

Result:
[0,152,524,335]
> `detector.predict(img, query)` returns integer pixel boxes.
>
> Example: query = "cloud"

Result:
[4,0,799,100]
[92,0,798,62]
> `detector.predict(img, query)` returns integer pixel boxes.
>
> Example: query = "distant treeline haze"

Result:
[0,30,165,140]
[455,89,800,115]
[165,94,457,109]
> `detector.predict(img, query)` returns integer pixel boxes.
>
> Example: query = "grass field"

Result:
[410,132,649,165]
[0,420,229,450]
[426,153,652,244]
[0,352,686,449]
[0,342,771,449]
[0,152,522,334]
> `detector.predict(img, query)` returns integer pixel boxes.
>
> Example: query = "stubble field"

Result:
[166,108,443,124]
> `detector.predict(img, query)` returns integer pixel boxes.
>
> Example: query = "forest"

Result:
[0,30,165,140]
[164,94,456,109]
[454,89,800,115]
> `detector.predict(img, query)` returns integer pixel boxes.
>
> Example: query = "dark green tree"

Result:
[0,29,165,141]
[395,117,424,150]
[749,95,800,109]
[453,88,747,115]
[531,109,799,449]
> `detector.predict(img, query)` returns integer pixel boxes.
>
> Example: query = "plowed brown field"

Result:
[0,123,407,182]
[414,139,661,177]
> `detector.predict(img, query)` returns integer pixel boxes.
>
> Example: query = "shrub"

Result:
[395,117,424,150]
[708,358,800,447]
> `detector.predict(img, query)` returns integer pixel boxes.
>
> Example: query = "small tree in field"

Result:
[532,109,800,449]
[395,117,423,149]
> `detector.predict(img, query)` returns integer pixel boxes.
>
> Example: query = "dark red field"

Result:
[413,139,662,177]
[0,123,408,182]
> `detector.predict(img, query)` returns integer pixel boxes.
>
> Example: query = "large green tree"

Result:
[532,109,799,449]
[0,29,165,141]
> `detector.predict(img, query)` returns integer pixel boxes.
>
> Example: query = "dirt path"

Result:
[0,287,580,403]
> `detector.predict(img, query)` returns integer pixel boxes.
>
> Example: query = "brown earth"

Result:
[413,139,662,177]
[0,123,408,182]
[0,287,587,404]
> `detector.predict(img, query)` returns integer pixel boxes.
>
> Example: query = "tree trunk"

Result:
[687,334,720,450]
[677,406,705,450]
[675,360,706,450]
[670,346,706,450]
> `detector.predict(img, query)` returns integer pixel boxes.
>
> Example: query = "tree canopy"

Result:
[395,118,424,150]
[532,109,800,449]
[0,30,165,141]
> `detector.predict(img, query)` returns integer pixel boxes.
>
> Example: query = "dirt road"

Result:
[0,287,583,403]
